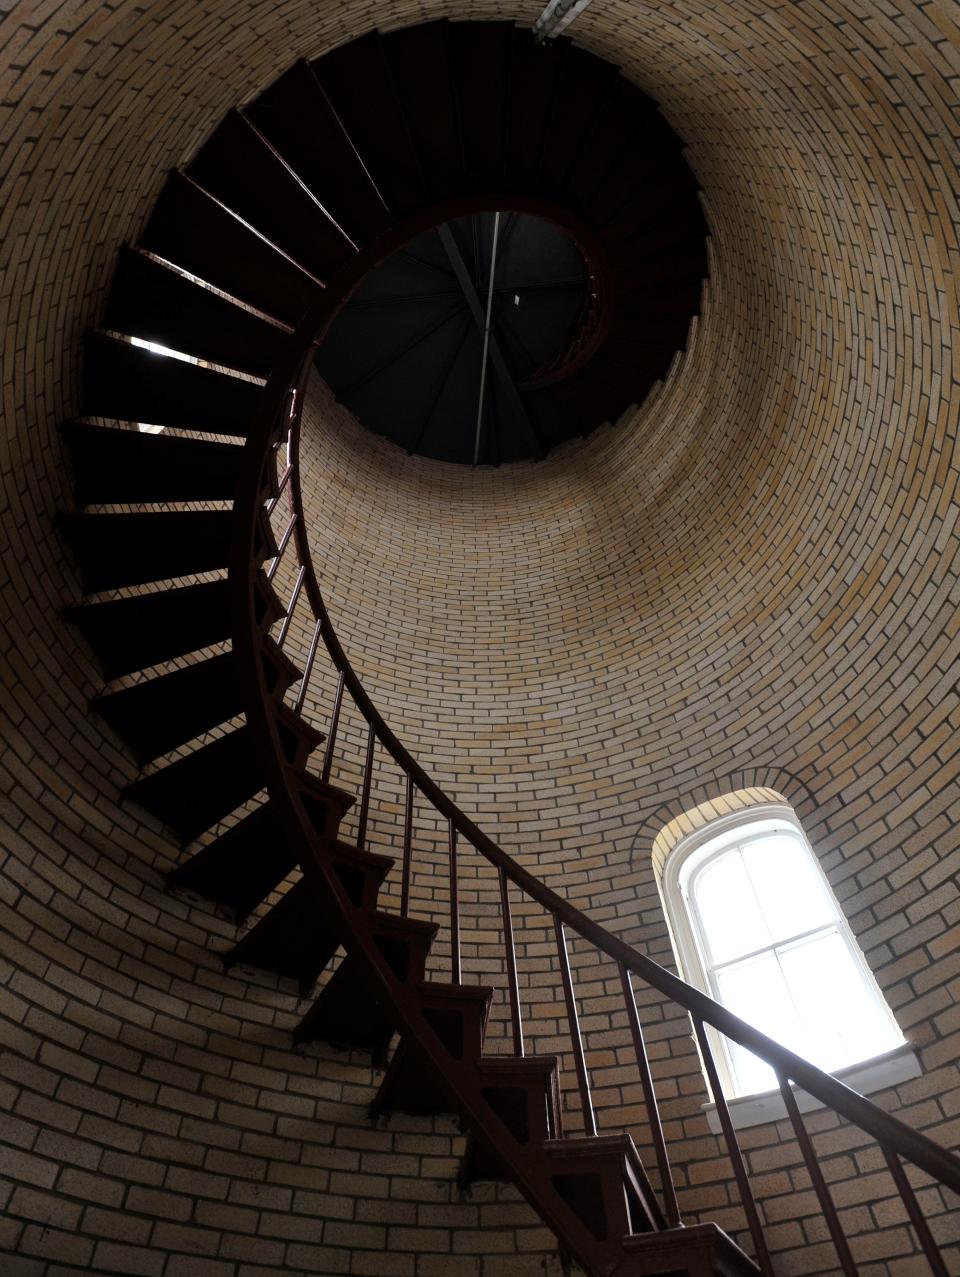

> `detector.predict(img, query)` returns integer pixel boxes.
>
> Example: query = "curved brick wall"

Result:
[1,1,958,1273]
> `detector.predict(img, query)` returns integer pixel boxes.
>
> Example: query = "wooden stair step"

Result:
[619,1223,761,1277]
[462,1054,563,1184]
[371,981,494,1117]
[140,171,318,328]
[61,509,233,592]
[168,779,355,920]
[244,60,390,248]
[294,913,439,1052]
[225,842,394,987]
[544,1133,663,1246]
[82,331,262,436]
[125,707,322,846]
[65,579,232,679]
[105,245,289,378]
[62,421,244,506]
[187,110,354,285]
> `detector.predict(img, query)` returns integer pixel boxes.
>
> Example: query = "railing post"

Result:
[777,1073,858,1277]
[619,963,680,1225]
[449,818,461,984]
[554,917,596,1137]
[694,1018,774,1277]
[355,721,376,852]
[266,511,298,581]
[293,618,323,714]
[400,773,414,918]
[320,670,345,782]
[276,565,306,649]
[499,867,524,1057]
[881,1147,949,1277]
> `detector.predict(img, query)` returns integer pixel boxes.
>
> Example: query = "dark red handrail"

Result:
[231,246,959,1277]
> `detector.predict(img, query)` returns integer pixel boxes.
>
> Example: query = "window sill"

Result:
[702,1042,921,1134]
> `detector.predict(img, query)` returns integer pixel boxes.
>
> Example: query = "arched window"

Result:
[659,802,906,1101]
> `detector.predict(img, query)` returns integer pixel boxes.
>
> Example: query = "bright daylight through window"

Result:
[664,810,904,1099]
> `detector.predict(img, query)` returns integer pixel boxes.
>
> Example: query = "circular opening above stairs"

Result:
[316,209,597,465]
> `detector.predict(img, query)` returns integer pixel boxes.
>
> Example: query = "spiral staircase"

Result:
[59,19,960,1277]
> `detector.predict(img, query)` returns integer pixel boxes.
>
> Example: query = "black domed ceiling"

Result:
[316,211,593,465]
[304,20,709,466]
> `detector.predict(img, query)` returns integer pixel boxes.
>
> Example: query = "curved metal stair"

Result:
[60,20,959,1277]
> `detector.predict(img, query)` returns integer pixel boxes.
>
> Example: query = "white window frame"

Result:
[660,802,918,1127]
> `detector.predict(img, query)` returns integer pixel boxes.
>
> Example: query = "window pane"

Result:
[778,930,899,1072]
[715,950,803,1095]
[694,851,770,964]
[742,834,835,942]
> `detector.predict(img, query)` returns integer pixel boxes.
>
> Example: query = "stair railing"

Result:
[234,331,959,1276]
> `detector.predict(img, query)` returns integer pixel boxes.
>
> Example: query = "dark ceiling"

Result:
[315,211,591,465]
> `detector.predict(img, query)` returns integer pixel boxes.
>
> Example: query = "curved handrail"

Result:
[230,230,959,1277]
[284,404,960,1195]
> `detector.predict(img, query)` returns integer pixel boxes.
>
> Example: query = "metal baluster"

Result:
[449,819,461,983]
[294,618,323,715]
[265,461,293,515]
[882,1147,949,1277]
[619,963,679,1225]
[693,1019,774,1277]
[266,511,297,581]
[499,868,524,1056]
[355,722,376,852]
[320,671,345,782]
[554,917,596,1136]
[778,1073,858,1277]
[276,566,305,649]
[400,774,414,917]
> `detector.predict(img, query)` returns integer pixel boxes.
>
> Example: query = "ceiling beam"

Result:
[436,222,545,461]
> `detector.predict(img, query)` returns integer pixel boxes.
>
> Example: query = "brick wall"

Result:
[1,0,959,1273]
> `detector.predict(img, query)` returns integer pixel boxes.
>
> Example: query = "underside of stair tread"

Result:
[65,579,231,679]
[61,509,233,592]
[310,31,426,219]
[244,60,390,247]
[225,843,396,983]
[126,709,323,846]
[169,781,354,919]
[63,420,244,506]
[187,109,354,285]
[83,330,262,435]
[106,245,289,378]
[93,650,244,764]
[125,725,266,845]
[294,954,397,1056]
[140,171,318,326]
